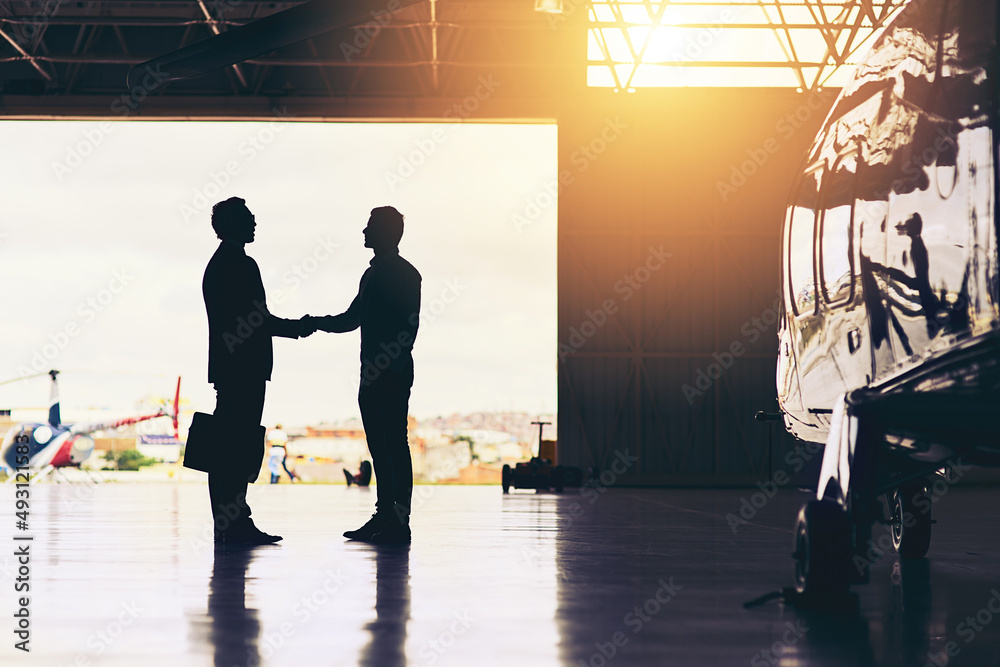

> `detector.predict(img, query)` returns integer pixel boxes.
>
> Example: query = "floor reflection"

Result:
[207,546,261,667]
[788,541,1000,667]
[886,559,932,666]
[359,545,411,667]
[793,605,875,666]
[23,485,1000,666]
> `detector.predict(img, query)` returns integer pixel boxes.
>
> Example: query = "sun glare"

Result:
[587,0,906,88]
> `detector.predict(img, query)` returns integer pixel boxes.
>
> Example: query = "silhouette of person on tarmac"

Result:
[203,196,314,546]
[303,206,421,545]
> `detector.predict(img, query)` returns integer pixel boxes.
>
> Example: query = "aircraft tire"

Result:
[502,464,511,494]
[793,500,852,595]
[891,484,931,559]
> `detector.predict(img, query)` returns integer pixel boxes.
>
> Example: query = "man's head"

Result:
[363,206,404,253]
[211,197,256,244]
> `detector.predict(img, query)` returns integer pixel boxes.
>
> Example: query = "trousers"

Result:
[209,380,266,532]
[359,372,412,525]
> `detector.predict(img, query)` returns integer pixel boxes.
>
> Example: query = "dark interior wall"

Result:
[556,87,835,485]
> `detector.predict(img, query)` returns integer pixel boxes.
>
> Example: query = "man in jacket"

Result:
[306,206,421,544]
[203,196,311,546]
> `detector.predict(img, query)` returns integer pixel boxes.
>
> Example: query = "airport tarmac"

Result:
[3,482,1000,666]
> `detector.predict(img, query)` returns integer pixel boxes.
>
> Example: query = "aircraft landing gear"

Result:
[890,483,932,558]
[793,500,852,596]
[787,393,877,609]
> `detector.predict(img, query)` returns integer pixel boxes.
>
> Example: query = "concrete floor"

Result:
[3,482,1000,666]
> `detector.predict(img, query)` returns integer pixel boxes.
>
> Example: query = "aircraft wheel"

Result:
[793,500,851,595]
[891,484,931,559]
[502,464,511,494]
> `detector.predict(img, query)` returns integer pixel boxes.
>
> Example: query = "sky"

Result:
[1,120,557,428]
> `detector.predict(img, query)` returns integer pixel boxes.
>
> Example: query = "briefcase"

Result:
[183,413,266,480]
[183,412,219,473]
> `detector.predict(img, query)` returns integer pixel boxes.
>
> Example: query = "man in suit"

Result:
[305,206,421,544]
[203,196,311,546]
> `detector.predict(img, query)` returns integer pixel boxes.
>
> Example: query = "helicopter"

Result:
[0,370,181,482]
[777,0,1000,597]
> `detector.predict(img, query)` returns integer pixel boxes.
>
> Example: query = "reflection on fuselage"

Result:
[777,0,1000,444]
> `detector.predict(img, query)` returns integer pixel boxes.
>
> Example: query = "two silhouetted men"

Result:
[203,199,420,546]
[304,206,421,545]
[203,197,314,546]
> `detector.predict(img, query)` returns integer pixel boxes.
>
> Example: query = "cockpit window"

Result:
[787,167,821,317]
[819,151,857,306]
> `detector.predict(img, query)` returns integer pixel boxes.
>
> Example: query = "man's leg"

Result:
[359,375,412,519]
[383,375,413,528]
[210,381,268,540]
[359,382,392,515]
[366,374,413,544]
[344,380,392,541]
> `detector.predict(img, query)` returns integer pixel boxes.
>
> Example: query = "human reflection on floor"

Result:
[207,546,261,667]
[359,545,411,667]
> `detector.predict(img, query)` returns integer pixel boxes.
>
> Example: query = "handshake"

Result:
[297,315,327,337]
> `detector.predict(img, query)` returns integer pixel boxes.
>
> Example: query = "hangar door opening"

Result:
[1,120,557,483]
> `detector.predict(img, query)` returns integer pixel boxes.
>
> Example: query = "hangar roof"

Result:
[0,0,575,119]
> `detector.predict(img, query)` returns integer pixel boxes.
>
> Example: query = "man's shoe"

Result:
[367,524,411,545]
[225,528,282,546]
[220,520,282,546]
[344,513,388,541]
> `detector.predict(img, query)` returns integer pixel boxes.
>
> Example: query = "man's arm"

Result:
[269,313,305,339]
[315,294,361,333]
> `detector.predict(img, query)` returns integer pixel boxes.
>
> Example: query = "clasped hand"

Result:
[299,315,320,337]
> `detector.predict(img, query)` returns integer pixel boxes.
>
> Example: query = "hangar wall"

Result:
[556,87,835,485]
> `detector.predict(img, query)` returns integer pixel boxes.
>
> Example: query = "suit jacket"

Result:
[203,242,301,383]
